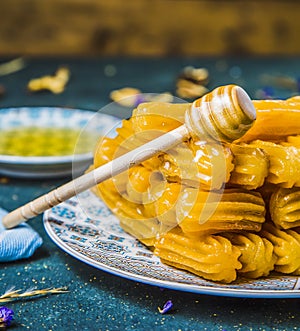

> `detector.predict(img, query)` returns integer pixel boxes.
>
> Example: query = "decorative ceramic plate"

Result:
[44,190,300,298]
[0,107,119,178]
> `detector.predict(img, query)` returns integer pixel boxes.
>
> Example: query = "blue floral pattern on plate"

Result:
[44,190,300,298]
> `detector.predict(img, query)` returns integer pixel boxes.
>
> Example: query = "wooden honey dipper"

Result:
[2,84,256,229]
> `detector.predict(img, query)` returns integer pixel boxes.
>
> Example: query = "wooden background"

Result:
[1,0,300,57]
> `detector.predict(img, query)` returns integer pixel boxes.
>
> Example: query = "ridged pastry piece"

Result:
[94,118,135,167]
[288,96,300,103]
[229,143,268,190]
[238,98,300,142]
[284,135,300,147]
[269,187,300,229]
[97,178,162,247]
[131,102,187,142]
[93,119,156,240]
[143,182,182,229]
[159,141,233,190]
[96,177,164,247]
[119,216,164,247]
[248,140,300,188]
[188,140,234,189]
[177,188,265,235]
[154,228,242,283]
[93,119,137,194]
[96,178,143,221]
[126,165,157,204]
[158,143,198,185]
[261,223,300,275]
[223,232,276,278]
[93,114,166,165]
[92,116,171,245]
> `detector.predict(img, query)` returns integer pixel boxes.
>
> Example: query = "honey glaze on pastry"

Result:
[261,223,300,275]
[238,97,300,142]
[154,227,242,283]
[222,232,276,278]
[269,187,300,230]
[91,89,300,283]
[176,188,266,235]
[248,140,300,188]
[228,144,269,190]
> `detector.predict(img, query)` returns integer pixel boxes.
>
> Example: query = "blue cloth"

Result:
[0,207,43,262]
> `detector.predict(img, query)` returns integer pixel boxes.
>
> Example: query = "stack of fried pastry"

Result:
[91,96,300,283]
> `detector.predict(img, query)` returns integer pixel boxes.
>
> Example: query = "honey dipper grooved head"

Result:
[185,85,256,143]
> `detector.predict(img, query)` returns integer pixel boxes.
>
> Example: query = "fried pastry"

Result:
[248,140,300,188]
[238,98,300,142]
[159,141,234,190]
[126,166,157,204]
[285,135,300,147]
[154,227,242,283]
[143,181,182,229]
[223,232,276,278]
[93,118,135,167]
[229,143,268,190]
[176,188,266,235]
[91,92,300,283]
[261,223,300,275]
[269,187,300,229]
[131,102,187,143]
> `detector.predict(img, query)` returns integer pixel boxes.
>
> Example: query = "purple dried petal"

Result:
[0,306,14,327]
[158,300,173,314]
[261,86,274,99]
[134,94,146,106]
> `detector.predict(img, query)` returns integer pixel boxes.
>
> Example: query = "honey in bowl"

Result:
[0,126,97,157]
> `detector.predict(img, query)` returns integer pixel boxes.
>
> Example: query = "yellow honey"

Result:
[0,126,96,156]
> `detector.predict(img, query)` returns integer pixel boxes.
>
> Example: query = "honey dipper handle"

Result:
[2,125,189,229]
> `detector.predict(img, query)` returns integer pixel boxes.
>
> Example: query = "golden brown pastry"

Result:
[248,140,300,188]
[91,93,300,283]
[143,181,182,229]
[176,188,266,235]
[238,98,300,142]
[131,101,187,141]
[92,102,196,245]
[229,143,268,190]
[261,223,300,275]
[159,141,234,190]
[223,232,276,278]
[269,187,300,229]
[154,227,242,283]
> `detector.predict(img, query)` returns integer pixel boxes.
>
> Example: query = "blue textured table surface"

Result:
[1,56,300,331]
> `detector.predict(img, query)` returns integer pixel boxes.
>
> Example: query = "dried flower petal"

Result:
[158,300,173,314]
[0,306,14,328]
[261,86,275,99]
[110,87,142,107]
[110,88,173,107]
[149,92,173,103]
